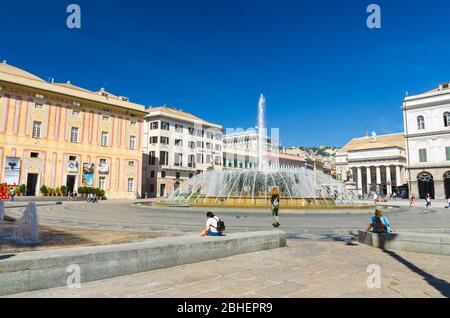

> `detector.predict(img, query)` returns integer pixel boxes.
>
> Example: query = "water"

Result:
[167,95,356,206]
[13,202,39,243]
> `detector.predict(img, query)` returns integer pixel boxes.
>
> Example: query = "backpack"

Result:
[214,216,226,232]
[373,217,387,233]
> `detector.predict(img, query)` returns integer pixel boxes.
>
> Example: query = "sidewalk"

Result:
[6,239,450,298]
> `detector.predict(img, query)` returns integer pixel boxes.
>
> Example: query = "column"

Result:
[386,166,392,196]
[357,167,362,196]
[366,167,372,194]
[376,166,381,194]
[396,166,402,186]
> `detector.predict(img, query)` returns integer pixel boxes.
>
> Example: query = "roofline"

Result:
[145,108,223,130]
[0,71,146,114]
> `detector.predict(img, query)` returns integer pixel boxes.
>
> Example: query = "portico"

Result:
[336,133,407,197]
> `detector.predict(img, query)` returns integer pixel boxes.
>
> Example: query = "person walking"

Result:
[425,193,432,208]
[409,193,416,208]
[9,187,15,201]
[270,187,280,228]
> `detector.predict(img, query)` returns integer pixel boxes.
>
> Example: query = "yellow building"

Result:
[0,61,146,199]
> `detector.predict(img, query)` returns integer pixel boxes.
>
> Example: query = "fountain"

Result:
[166,95,358,208]
[13,202,39,243]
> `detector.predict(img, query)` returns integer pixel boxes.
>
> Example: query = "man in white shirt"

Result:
[200,211,223,237]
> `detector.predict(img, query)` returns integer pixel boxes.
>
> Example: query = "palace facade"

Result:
[0,61,146,199]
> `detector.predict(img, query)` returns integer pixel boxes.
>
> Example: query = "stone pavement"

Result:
[6,239,450,298]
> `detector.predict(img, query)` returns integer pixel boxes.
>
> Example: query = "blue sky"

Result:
[2,0,450,147]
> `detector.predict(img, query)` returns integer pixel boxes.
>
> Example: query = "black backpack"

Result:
[215,216,226,232]
[373,217,386,233]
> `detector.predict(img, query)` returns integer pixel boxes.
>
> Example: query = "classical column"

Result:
[396,166,402,186]
[386,166,392,196]
[366,167,372,193]
[357,167,363,196]
[376,166,382,194]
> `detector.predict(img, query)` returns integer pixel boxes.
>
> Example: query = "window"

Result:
[130,121,137,127]
[161,171,166,178]
[70,127,79,143]
[188,127,195,135]
[188,155,195,168]
[206,155,212,164]
[34,103,43,109]
[160,151,169,165]
[129,136,136,150]
[102,116,109,121]
[446,147,450,161]
[215,156,221,165]
[30,152,39,158]
[175,139,183,147]
[444,112,450,127]
[149,151,156,165]
[161,122,170,130]
[215,144,221,151]
[176,172,180,179]
[99,177,106,190]
[196,129,204,137]
[100,158,107,164]
[150,170,155,178]
[128,161,135,167]
[32,121,42,138]
[127,178,134,192]
[189,141,195,149]
[150,122,159,130]
[197,141,204,149]
[72,110,80,116]
[160,137,169,145]
[419,149,427,162]
[206,142,212,150]
[196,153,204,164]
[174,153,183,166]
[69,156,77,161]
[417,116,425,130]
[175,125,183,133]
[101,131,108,146]
[149,136,158,144]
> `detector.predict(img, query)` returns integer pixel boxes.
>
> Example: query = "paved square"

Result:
[5,239,450,298]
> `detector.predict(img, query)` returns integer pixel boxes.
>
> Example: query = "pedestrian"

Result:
[270,187,280,228]
[373,192,378,204]
[425,193,432,208]
[9,187,15,201]
[366,209,393,234]
[409,193,416,208]
[68,191,72,201]
[447,197,450,208]
[200,211,224,237]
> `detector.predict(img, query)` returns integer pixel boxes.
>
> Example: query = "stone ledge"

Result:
[0,230,286,296]
[358,230,450,256]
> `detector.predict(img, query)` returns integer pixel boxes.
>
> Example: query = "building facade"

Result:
[223,131,307,170]
[403,83,450,199]
[336,133,407,196]
[142,106,223,198]
[0,61,146,199]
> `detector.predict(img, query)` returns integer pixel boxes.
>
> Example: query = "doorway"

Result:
[417,172,435,199]
[160,184,166,197]
[444,172,450,199]
[67,175,76,193]
[26,173,39,196]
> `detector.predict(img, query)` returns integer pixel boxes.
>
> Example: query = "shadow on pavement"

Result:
[382,249,450,298]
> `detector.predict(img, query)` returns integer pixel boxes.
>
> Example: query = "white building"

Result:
[336,133,407,197]
[142,106,223,198]
[403,83,450,199]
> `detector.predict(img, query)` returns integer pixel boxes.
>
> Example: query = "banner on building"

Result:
[98,163,109,174]
[83,163,94,186]
[68,161,79,173]
[4,157,21,185]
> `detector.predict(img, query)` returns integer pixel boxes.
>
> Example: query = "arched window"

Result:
[417,116,425,130]
[444,112,450,127]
